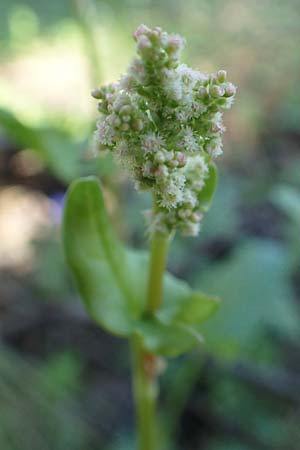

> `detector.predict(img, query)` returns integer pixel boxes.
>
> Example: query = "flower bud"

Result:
[199,86,208,99]
[133,24,150,40]
[166,34,185,53]
[210,85,224,98]
[91,88,102,99]
[155,151,166,163]
[177,152,187,167]
[154,165,168,177]
[190,211,203,223]
[224,82,236,97]
[217,70,227,83]
[137,36,152,54]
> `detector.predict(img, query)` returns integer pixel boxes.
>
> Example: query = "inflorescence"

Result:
[92,24,236,236]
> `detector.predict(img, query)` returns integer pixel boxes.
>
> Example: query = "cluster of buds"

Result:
[92,24,236,236]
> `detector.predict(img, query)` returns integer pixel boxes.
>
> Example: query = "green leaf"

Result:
[0,108,42,148]
[173,292,220,325]
[198,163,218,213]
[63,176,220,355]
[271,185,300,225]
[63,176,147,336]
[198,239,300,357]
[135,318,203,358]
[158,278,220,326]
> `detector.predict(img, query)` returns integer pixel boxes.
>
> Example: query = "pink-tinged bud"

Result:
[154,165,168,177]
[190,211,203,223]
[137,36,152,53]
[167,34,184,53]
[106,93,114,102]
[212,124,225,133]
[224,82,236,97]
[91,88,101,99]
[177,152,187,167]
[217,70,227,83]
[151,27,162,39]
[133,24,150,40]
[210,85,224,98]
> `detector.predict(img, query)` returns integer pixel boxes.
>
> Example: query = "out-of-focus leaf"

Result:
[271,185,300,266]
[0,108,115,182]
[271,185,300,224]
[158,279,220,326]
[63,177,219,356]
[172,292,220,325]
[198,239,299,357]
[32,238,72,299]
[0,108,41,148]
[136,318,202,357]
[0,346,88,450]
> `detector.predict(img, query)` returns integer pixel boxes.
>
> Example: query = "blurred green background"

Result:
[0,1,300,449]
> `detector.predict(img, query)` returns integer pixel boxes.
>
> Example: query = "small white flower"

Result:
[181,127,200,153]
[141,133,165,154]
[96,119,116,146]
[92,24,236,236]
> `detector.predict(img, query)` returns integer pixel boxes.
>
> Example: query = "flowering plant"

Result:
[63,24,236,450]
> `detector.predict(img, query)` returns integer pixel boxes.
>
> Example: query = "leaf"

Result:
[158,279,220,326]
[135,318,203,358]
[63,177,220,355]
[271,185,300,225]
[173,292,221,325]
[0,107,114,183]
[0,108,42,148]
[198,239,300,357]
[63,176,147,336]
[198,163,218,213]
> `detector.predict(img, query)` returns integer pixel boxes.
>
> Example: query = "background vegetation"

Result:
[0,1,300,449]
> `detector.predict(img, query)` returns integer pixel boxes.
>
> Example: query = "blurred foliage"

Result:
[200,239,299,357]
[1,0,300,449]
[0,347,89,450]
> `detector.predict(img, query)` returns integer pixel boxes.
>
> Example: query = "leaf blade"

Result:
[62,176,142,335]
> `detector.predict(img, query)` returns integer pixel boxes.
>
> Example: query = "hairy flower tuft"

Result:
[93,25,236,236]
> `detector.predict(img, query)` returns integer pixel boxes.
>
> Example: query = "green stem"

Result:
[131,219,170,450]
[131,335,158,450]
[146,231,170,314]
